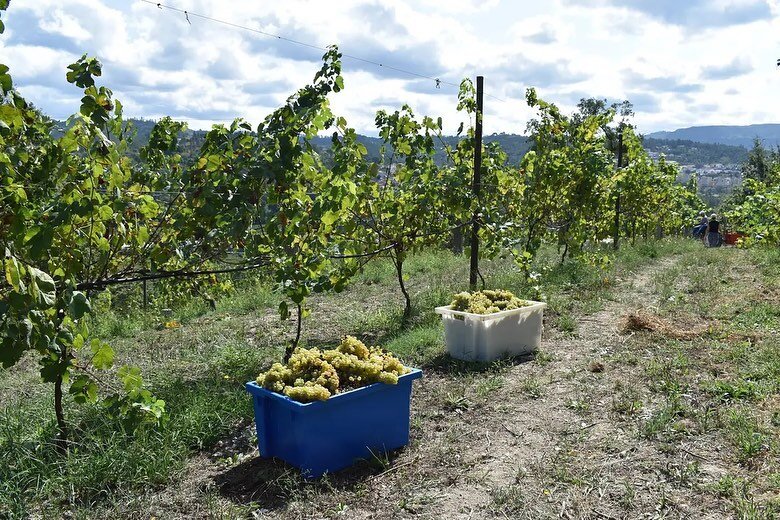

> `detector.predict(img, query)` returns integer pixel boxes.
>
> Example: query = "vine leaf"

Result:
[321,210,339,226]
[29,266,56,306]
[90,339,114,370]
[118,366,143,394]
[0,64,11,93]
[4,255,24,292]
[68,292,91,320]
[69,375,99,403]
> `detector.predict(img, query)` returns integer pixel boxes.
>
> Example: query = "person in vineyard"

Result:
[705,213,722,247]
[694,210,708,239]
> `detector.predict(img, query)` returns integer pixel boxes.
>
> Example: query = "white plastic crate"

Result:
[435,301,547,362]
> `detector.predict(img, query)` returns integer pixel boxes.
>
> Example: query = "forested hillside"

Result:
[643,137,748,165]
[87,118,743,167]
[648,123,780,149]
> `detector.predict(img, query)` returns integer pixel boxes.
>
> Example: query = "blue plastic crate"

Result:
[245,368,422,478]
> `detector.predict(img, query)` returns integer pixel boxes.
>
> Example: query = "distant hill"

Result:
[310,133,531,166]
[642,137,747,165]
[59,118,751,167]
[647,124,780,149]
[85,119,532,167]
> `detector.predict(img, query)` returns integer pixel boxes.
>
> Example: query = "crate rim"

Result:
[435,300,547,322]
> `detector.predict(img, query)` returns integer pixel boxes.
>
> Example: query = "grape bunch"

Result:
[450,289,529,315]
[255,336,410,402]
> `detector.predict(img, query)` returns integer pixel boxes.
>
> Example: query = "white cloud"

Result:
[1,0,779,135]
[38,9,91,42]
[701,57,754,80]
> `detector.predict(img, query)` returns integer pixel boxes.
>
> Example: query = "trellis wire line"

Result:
[139,0,506,102]
[76,260,271,290]
[75,232,446,289]
[75,215,474,288]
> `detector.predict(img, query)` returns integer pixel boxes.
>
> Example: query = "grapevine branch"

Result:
[329,218,473,260]
[76,259,270,291]
[329,242,397,259]
[75,216,474,292]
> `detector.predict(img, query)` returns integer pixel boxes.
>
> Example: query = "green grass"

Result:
[565,395,592,415]
[645,352,690,396]
[706,378,769,402]
[0,343,263,517]
[726,408,773,464]
[557,312,577,334]
[383,325,444,367]
[639,396,691,440]
[611,385,643,416]
[489,485,525,516]
[0,238,760,517]
[475,375,505,397]
[520,377,544,399]
[534,350,555,366]
[87,276,276,341]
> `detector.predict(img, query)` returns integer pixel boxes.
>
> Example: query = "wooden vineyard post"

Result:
[613,127,624,250]
[469,75,484,289]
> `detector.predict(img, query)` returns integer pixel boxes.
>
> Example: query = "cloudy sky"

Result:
[2,0,779,136]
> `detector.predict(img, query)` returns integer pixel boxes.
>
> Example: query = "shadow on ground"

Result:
[421,351,536,375]
[214,448,406,509]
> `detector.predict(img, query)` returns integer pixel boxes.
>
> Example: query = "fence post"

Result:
[469,76,484,289]
[613,127,624,250]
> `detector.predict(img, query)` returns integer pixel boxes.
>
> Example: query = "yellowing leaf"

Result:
[28,266,56,306]
[90,339,114,370]
[321,210,339,226]
[4,255,24,292]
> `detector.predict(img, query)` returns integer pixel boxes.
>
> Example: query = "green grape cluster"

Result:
[450,289,530,315]
[255,336,410,403]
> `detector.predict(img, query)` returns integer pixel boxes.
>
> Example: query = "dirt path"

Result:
[412,256,687,519]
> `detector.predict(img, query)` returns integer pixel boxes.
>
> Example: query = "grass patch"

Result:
[383,325,444,367]
[475,375,506,398]
[5,239,773,517]
[489,485,525,516]
[0,377,251,517]
[520,377,544,399]
[726,408,773,464]
[706,379,768,402]
[640,397,690,440]
[611,386,643,416]
[0,337,266,518]
[557,313,577,334]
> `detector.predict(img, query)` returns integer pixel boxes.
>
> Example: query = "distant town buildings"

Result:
[675,163,741,187]
[674,163,742,205]
[646,150,743,205]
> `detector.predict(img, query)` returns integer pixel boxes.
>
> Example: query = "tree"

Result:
[743,139,771,182]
